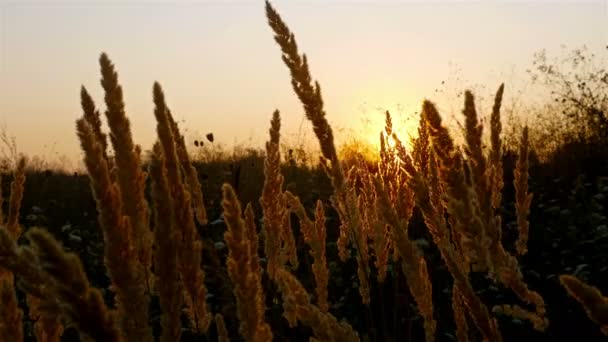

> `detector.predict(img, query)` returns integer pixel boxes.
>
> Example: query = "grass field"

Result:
[0,1,607,341]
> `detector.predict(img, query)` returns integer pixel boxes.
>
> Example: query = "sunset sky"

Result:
[0,0,606,169]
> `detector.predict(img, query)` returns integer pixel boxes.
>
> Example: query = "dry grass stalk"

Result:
[463,91,491,224]
[279,197,299,269]
[403,167,502,342]
[383,113,420,233]
[0,175,4,224]
[27,296,63,342]
[285,192,329,311]
[80,86,109,162]
[274,268,360,342]
[76,119,150,341]
[23,228,122,342]
[355,170,388,283]
[424,100,491,273]
[452,285,469,342]
[559,275,608,335]
[311,200,329,311]
[514,126,532,255]
[0,272,22,342]
[341,168,371,305]
[222,184,273,342]
[0,227,121,342]
[153,82,211,333]
[244,201,262,277]
[265,2,338,165]
[149,143,183,342]
[265,0,345,205]
[462,89,545,329]
[0,247,46,301]
[489,84,505,209]
[412,112,431,178]
[490,252,547,330]
[99,53,154,303]
[0,156,32,342]
[373,177,436,341]
[0,227,44,342]
[403,105,504,342]
[422,95,547,332]
[6,156,26,237]
[0,161,63,342]
[266,0,368,293]
[427,152,442,211]
[260,110,289,277]
[334,197,351,261]
[343,167,371,305]
[374,226,391,283]
[215,314,230,342]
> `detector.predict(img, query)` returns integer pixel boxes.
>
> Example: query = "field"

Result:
[0,2,607,342]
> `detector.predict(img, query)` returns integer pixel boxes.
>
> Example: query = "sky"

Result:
[0,0,607,169]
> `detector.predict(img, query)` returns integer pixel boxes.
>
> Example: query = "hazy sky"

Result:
[0,0,606,168]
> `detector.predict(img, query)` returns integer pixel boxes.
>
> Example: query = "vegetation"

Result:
[0,2,607,341]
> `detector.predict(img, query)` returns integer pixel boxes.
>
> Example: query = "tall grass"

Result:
[0,1,604,341]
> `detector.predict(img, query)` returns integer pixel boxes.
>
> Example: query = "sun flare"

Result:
[346,81,422,155]
[358,104,420,153]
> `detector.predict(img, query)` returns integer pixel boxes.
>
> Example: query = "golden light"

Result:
[336,105,420,164]
[357,104,420,153]
[347,81,421,154]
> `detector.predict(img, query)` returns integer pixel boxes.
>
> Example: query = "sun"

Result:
[344,81,421,153]
[357,104,420,154]
[336,104,420,164]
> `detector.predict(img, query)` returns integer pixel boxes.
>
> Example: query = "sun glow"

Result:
[358,104,420,153]
[337,103,420,164]
[345,81,422,155]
